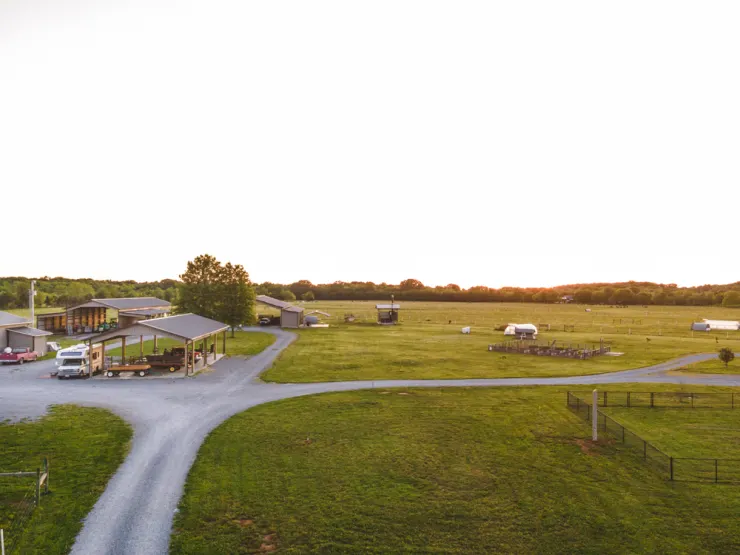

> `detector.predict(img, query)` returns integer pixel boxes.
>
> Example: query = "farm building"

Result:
[504,323,538,339]
[702,319,740,331]
[376,304,400,324]
[80,313,229,376]
[691,322,711,332]
[0,311,52,355]
[255,295,304,328]
[36,297,171,335]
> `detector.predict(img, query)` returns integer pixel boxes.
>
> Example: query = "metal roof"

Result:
[375,304,401,310]
[37,311,65,318]
[84,314,229,343]
[119,308,171,317]
[138,314,228,341]
[256,295,292,309]
[90,297,172,310]
[283,306,304,313]
[0,311,31,327]
[7,326,53,337]
[305,310,331,317]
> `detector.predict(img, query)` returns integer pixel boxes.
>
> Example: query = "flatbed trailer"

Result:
[106,364,153,378]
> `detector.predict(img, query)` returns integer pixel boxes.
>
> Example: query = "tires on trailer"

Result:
[138,370,147,377]
[169,366,176,373]
[107,371,114,377]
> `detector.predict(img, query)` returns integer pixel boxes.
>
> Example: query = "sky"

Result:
[1,1,738,289]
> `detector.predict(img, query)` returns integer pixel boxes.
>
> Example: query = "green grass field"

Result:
[671,358,739,375]
[172,386,740,554]
[0,406,131,554]
[602,406,740,459]
[263,303,738,382]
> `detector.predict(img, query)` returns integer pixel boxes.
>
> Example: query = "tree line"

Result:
[0,277,178,310]
[2,274,739,313]
[256,278,740,307]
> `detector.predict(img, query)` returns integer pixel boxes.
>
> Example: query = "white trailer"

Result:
[504,323,538,338]
[702,319,740,331]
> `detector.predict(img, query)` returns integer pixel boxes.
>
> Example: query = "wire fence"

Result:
[0,480,38,554]
[567,392,740,483]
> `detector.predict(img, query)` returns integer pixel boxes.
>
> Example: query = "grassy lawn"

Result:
[671,358,740,375]
[172,386,740,554]
[262,323,734,382]
[602,406,740,459]
[105,331,276,359]
[0,406,131,554]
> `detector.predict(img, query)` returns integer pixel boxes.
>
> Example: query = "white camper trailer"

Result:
[503,323,538,339]
[56,343,104,379]
[702,319,740,331]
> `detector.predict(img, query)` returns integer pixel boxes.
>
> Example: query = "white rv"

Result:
[56,343,104,379]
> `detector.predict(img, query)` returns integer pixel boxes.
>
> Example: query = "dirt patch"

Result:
[398,392,410,396]
[571,437,614,455]
[232,519,253,527]
[259,533,278,552]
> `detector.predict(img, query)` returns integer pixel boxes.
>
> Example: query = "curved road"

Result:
[0,328,737,554]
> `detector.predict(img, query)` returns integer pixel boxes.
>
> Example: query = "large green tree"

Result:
[179,255,255,333]
[219,262,255,335]
[178,254,225,320]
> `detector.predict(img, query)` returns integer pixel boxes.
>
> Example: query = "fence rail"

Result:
[567,392,740,483]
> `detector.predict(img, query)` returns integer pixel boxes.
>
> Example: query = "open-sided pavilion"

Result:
[81,313,228,376]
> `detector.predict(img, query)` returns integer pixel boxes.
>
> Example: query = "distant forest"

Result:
[1,276,739,310]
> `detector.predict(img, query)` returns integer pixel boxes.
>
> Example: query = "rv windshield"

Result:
[61,358,85,367]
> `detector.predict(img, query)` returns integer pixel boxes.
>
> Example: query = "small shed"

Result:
[691,322,711,332]
[8,327,52,356]
[376,304,400,324]
[0,311,51,355]
[255,295,304,328]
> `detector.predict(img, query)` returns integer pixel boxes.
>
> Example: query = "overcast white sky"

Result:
[1,1,738,288]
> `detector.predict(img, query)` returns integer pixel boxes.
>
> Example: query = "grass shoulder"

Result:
[0,405,132,554]
[670,358,740,375]
[172,385,740,554]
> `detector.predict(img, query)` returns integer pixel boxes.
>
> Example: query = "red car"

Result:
[0,348,39,365]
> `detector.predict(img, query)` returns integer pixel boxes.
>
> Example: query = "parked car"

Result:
[259,317,271,326]
[0,347,39,365]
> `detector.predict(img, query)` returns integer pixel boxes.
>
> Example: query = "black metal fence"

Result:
[585,390,738,410]
[567,392,740,483]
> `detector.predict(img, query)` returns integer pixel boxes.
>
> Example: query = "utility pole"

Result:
[592,389,598,441]
[29,280,36,328]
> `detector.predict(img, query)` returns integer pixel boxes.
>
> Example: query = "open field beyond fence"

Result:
[264,302,739,382]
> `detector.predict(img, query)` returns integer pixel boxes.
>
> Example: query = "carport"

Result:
[83,313,229,377]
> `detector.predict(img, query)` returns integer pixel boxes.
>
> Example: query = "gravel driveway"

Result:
[0,329,736,554]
